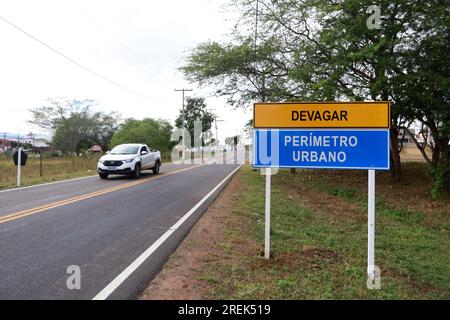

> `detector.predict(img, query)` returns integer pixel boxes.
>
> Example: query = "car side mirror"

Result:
[141,151,148,155]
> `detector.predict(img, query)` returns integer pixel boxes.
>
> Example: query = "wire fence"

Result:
[0,153,102,188]
[0,150,175,189]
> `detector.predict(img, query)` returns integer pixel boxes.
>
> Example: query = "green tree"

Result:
[111,118,174,152]
[29,98,120,154]
[225,135,240,150]
[296,0,449,190]
[394,8,450,197]
[174,97,216,147]
[182,40,294,107]
[182,0,450,193]
[90,112,121,151]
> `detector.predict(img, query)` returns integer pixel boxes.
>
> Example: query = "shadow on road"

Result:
[99,171,158,181]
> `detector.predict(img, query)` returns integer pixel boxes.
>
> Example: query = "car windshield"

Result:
[110,145,140,155]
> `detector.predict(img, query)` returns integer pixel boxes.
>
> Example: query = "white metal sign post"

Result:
[253,102,390,287]
[17,147,22,187]
[368,169,376,280]
[264,168,271,259]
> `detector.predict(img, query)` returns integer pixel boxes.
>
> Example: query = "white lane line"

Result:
[92,164,243,300]
[0,175,98,193]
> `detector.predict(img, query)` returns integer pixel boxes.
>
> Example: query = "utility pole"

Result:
[209,110,224,162]
[207,108,224,144]
[215,117,224,143]
[175,88,193,160]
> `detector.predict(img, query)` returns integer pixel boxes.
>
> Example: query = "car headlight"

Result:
[123,158,135,163]
[98,160,105,164]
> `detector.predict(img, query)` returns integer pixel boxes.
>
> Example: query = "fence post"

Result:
[40,151,43,177]
[17,147,22,187]
[265,168,271,259]
[368,169,376,280]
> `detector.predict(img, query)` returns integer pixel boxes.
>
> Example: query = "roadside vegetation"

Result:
[208,166,449,299]
[110,118,175,152]
[181,0,450,197]
[174,97,217,147]
[0,151,173,190]
[2,94,217,190]
[145,164,449,299]
[29,98,121,154]
[0,96,185,190]
[0,154,101,190]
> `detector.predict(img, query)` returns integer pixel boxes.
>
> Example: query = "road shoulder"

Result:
[141,164,449,300]
[140,167,248,299]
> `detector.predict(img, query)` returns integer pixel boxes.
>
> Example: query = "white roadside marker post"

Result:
[17,147,22,187]
[265,168,271,260]
[368,169,376,281]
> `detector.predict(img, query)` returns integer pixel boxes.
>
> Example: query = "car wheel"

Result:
[99,173,108,179]
[153,161,161,174]
[133,163,141,178]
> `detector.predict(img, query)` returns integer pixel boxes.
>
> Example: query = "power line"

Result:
[79,9,172,85]
[84,11,150,70]
[207,108,224,143]
[0,15,159,102]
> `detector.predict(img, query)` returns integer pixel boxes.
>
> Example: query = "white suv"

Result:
[97,143,161,179]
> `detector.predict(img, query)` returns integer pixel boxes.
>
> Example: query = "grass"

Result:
[0,155,102,190]
[202,164,450,299]
[0,151,174,190]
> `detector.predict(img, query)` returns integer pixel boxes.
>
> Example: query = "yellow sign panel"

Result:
[254,102,390,128]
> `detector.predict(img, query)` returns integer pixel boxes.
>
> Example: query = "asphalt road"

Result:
[0,162,240,299]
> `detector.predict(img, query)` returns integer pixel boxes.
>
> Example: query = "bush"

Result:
[428,163,450,199]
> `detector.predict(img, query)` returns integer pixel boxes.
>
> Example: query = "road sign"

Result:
[253,101,390,282]
[253,129,390,170]
[254,102,390,128]
[14,147,27,187]
[13,149,28,166]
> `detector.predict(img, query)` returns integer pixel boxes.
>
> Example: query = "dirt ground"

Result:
[303,163,449,221]
[140,172,247,300]
[400,144,431,162]
[140,162,449,300]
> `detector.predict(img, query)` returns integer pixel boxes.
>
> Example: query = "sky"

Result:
[0,0,251,143]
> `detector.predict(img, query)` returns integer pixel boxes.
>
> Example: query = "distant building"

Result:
[33,139,49,148]
[398,128,415,144]
[89,144,103,153]
[21,137,48,147]
[0,139,12,151]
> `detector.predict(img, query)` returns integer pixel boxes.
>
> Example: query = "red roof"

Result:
[0,139,12,147]
[89,144,103,152]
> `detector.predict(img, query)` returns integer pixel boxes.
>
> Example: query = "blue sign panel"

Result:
[253,129,390,170]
